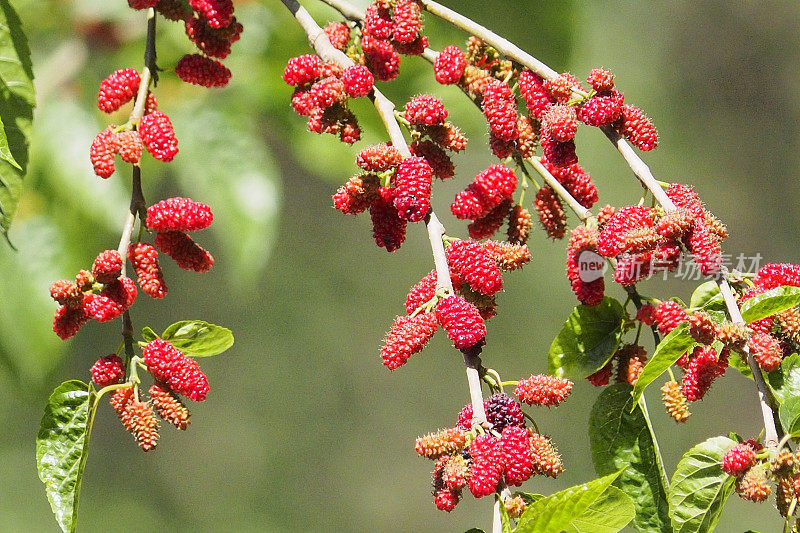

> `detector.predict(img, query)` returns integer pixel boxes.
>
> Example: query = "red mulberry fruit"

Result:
[468,433,503,497]
[542,104,577,142]
[91,354,125,388]
[53,304,90,340]
[175,54,231,87]
[482,80,517,142]
[90,127,119,179]
[748,332,783,372]
[446,239,503,296]
[451,164,517,220]
[534,186,567,240]
[380,312,438,370]
[356,143,402,172]
[404,94,447,126]
[391,0,422,44]
[138,111,179,162]
[514,374,572,407]
[154,231,214,272]
[722,443,758,477]
[586,68,614,92]
[50,280,83,308]
[434,45,466,85]
[128,242,168,298]
[369,187,407,252]
[341,65,374,98]
[116,130,144,164]
[282,54,322,87]
[519,69,553,119]
[97,68,141,113]
[435,295,486,350]
[616,104,658,151]
[392,156,433,222]
[143,339,209,401]
[146,197,213,233]
[188,0,234,29]
[653,300,689,335]
[323,22,350,50]
[92,249,123,284]
[501,426,533,486]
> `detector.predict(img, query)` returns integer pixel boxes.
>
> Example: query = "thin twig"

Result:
[316,0,364,21]
[527,156,593,223]
[280,0,486,424]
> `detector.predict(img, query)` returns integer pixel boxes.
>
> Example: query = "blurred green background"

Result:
[2,0,799,531]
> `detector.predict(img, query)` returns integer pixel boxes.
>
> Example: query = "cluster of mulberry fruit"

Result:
[380,238,530,368]
[417,387,569,513]
[104,338,204,451]
[361,0,426,80]
[50,250,137,339]
[720,439,800,523]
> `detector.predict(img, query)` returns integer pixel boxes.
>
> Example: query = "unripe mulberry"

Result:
[577,91,623,127]
[542,104,577,142]
[323,22,350,51]
[369,188,407,252]
[776,307,800,345]
[434,45,466,84]
[435,295,486,350]
[110,386,134,418]
[501,426,534,486]
[586,68,614,92]
[92,250,123,284]
[515,115,537,158]
[380,312,438,370]
[333,173,380,215]
[128,242,168,298]
[90,127,119,178]
[356,143,402,172]
[97,68,141,113]
[514,375,572,407]
[188,0,234,29]
[393,156,433,222]
[716,322,749,351]
[482,80,517,142]
[748,332,783,372]
[519,69,553,119]
[392,0,422,43]
[543,72,580,102]
[654,300,689,335]
[482,240,531,271]
[506,205,532,245]
[529,432,563,477]
[362,35,400,81]
[50,280,83,308]
[175,54,231,87]
[434,488,459,512]
[91,354,125,388]
[534,186,567,240]
[404,94,447,126]
[53,304,90,340]
[426,122,468,152]
[468,200,510,240]
[689,311,717,345]
[616,104,658,151]
[143,339,209,401]
[154,231,214,272]
[468,434,504,497]
[409,140,453,180]
[442,454,470,490]
[754,263,800,290]
[447,240,503,296]
[138,111,179,162]
[661,380,691,423]
[149,382,190,430]
[504,495,527,519]
[146,197,213,233]
[123,399,160,452]
[722,443,758,477]
[415,427,466,458]
[615,344,647,385]
[735,464,771,502]
[341,65,374,98]
[116,130,144,164]
[282,54,322,86]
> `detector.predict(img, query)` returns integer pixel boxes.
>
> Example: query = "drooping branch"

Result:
[280,0,488,428]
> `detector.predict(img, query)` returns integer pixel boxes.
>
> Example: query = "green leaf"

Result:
[519,493,544,505]
[631,323,696,406]
[161,320,234,357]
[779,396,800,436]
[740,286,800,324]
[499,501,512,533]
[563,486,636,533]
[515,471,632,533]
[464,529,486,533]
[0,0,34,239]
[690,281,723,310]
[668,436,736,533]
[589,383,671,532]
[548,297,625,379]
[768,353,800,404]
[729,351,753,380]
[141,326,158,343]
[36,381,98,533]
